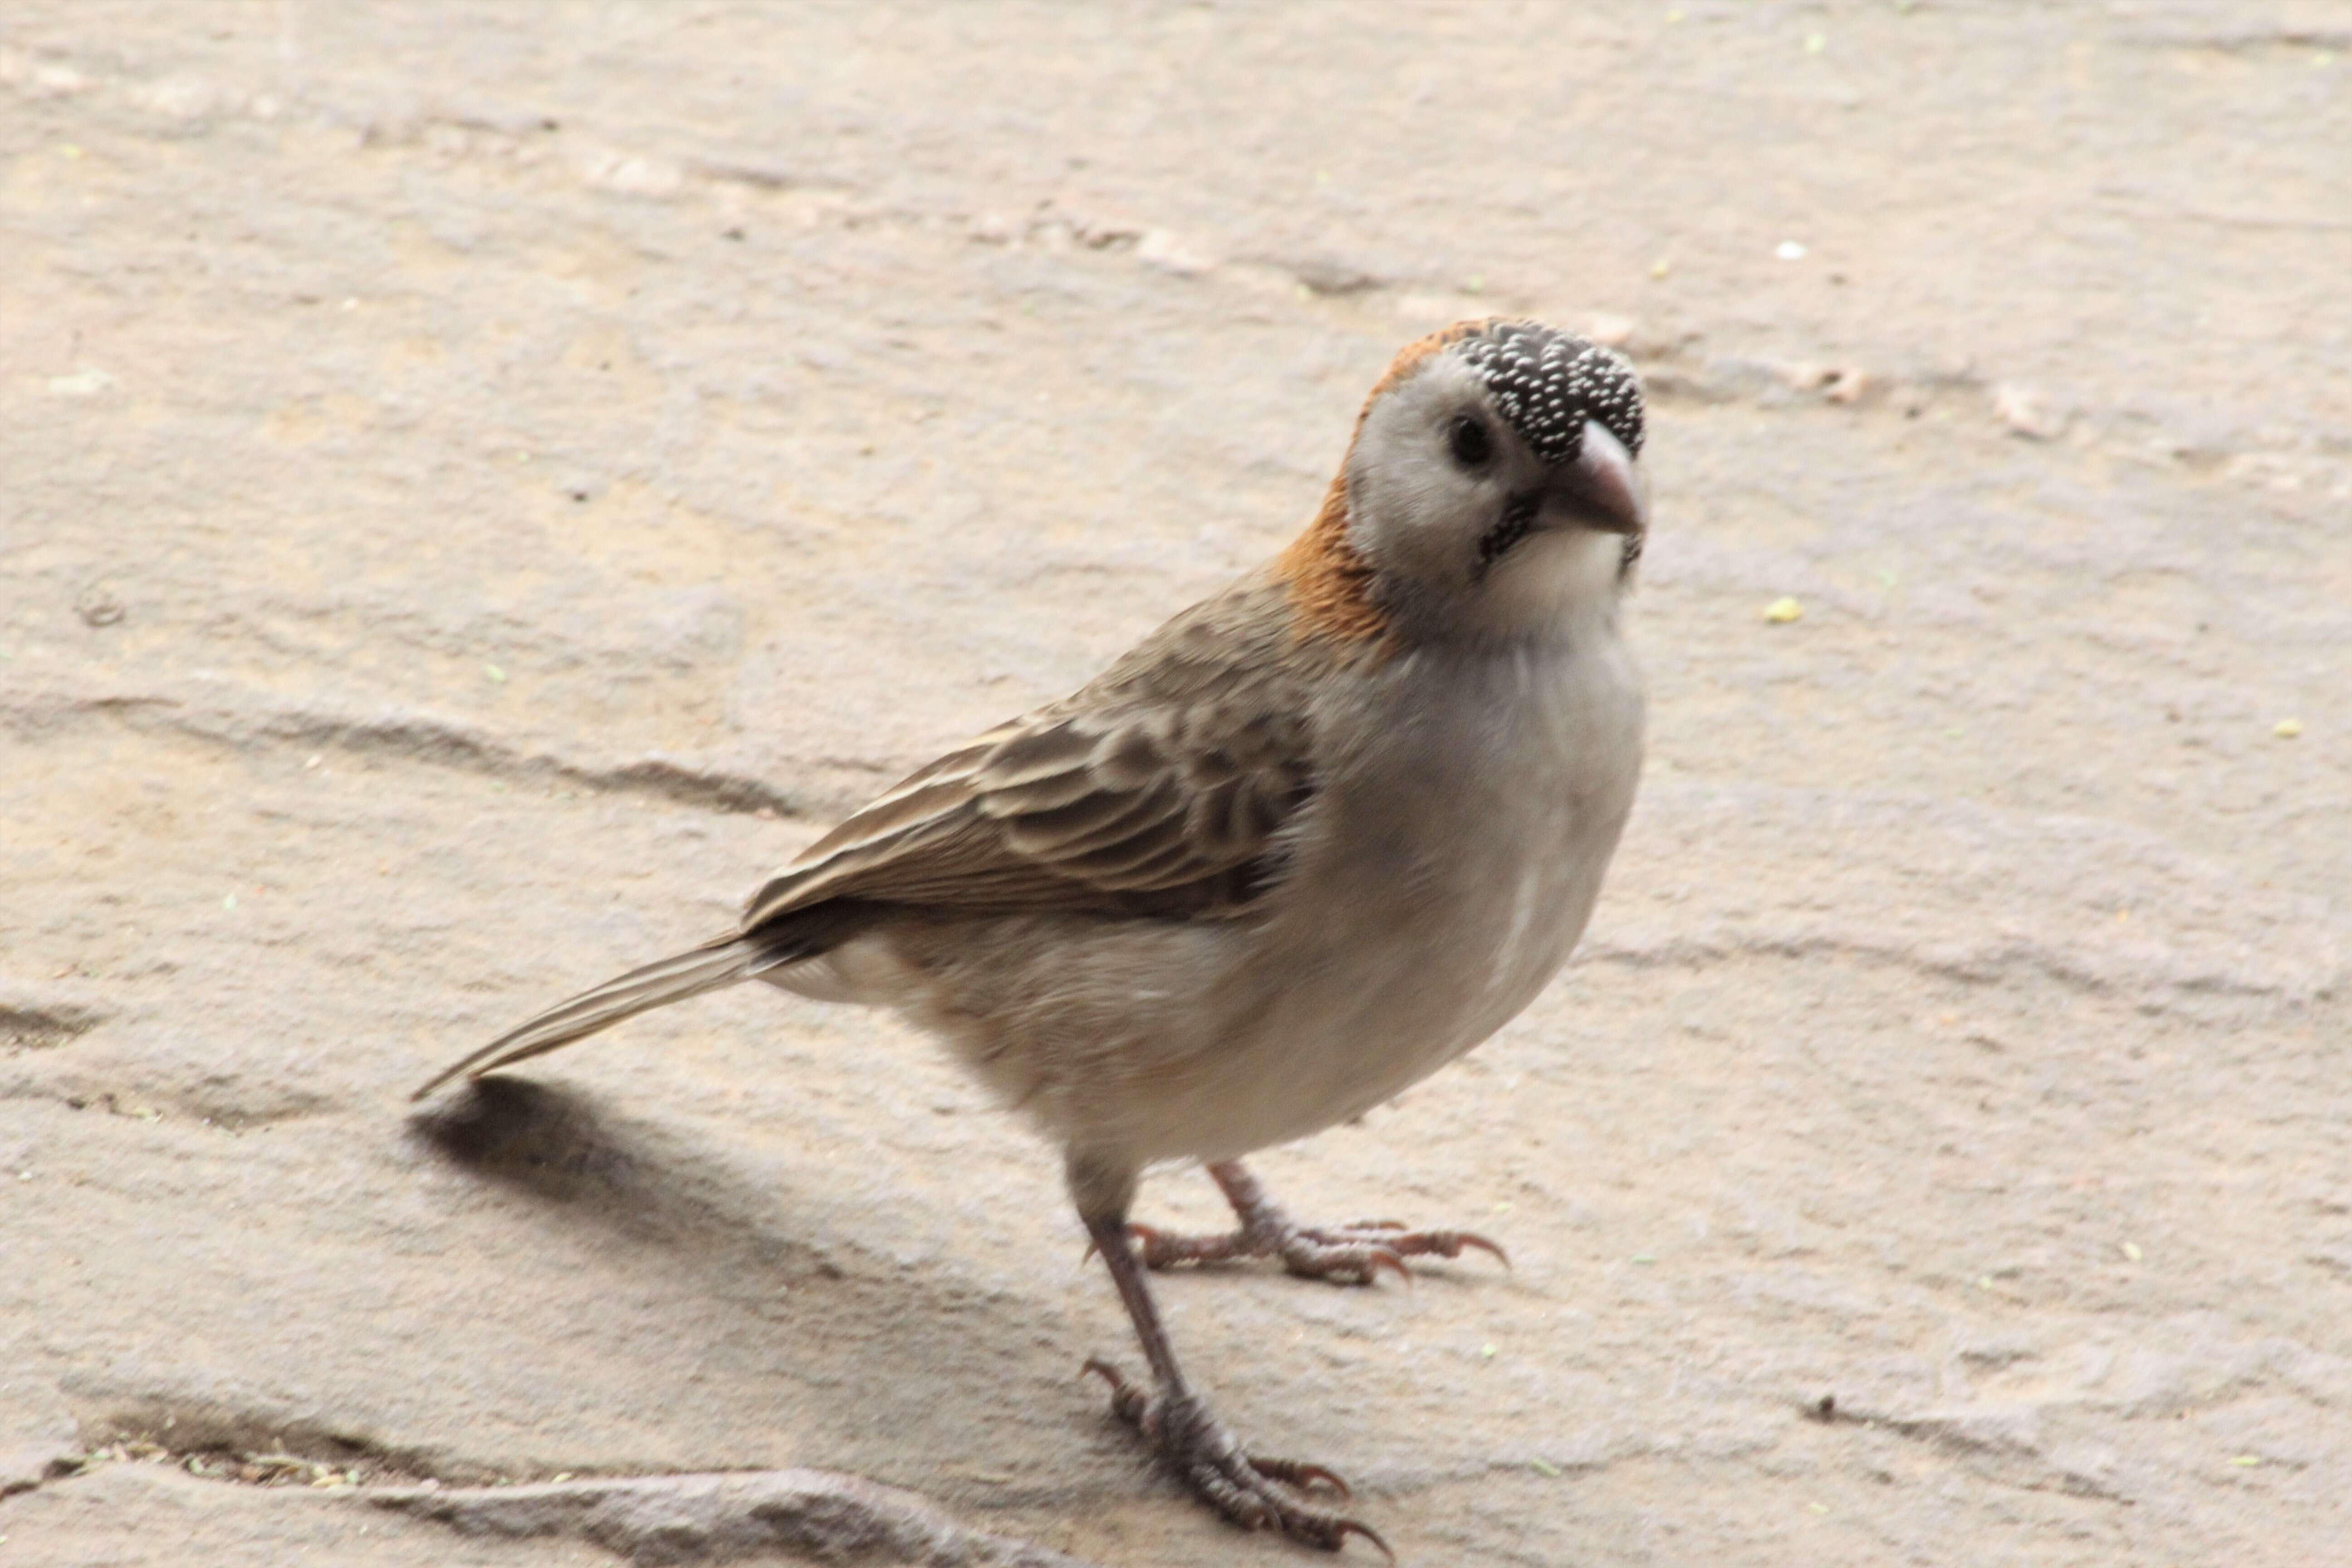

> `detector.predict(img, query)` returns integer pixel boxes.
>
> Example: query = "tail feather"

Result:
[413,933,784,1102]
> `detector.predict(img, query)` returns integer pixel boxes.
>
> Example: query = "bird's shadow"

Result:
[412,1077,682,1216]
[402,1076,1106,1499]
[406,1076,830,1274]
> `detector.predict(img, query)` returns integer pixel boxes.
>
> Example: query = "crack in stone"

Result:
[9,1084,335,1134]
[1803,1396,2131,1504]
[0,1000,105,1054]
[3,690,813,819]
[368,1469,1097,1568]
[243,709,810,818]
[7,1436,1101,1567]
[68,1399,467,1490]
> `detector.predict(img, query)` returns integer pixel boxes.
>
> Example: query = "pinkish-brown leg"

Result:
[1129,1160,1509,1287]
[1075,1188,1389,1557]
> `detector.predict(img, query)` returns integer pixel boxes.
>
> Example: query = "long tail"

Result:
[412,929,811,1102]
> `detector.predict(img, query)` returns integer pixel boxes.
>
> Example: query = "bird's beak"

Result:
[1553,419,1648,537]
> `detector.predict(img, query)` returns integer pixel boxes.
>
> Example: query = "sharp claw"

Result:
[1369,1247,1413,1288]
[1082,1356,1140,1412]
[1460,1231,1511,1269]
[1256,1456,1351,1496]
[1336,1517,1397,1562]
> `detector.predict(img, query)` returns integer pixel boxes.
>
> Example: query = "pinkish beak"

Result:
[1558,419,1648,537]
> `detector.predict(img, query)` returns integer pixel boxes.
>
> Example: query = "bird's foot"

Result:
[1083,1359,1389,1558]
[1129,1210,1508,1287]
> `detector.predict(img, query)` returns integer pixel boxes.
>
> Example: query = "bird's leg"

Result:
[1080,1209,1389,1557]
[1129,1158,1508,1286]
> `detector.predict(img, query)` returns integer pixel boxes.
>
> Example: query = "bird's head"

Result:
[1282,318,1648,648]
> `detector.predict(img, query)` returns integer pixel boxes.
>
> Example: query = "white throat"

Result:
[1465,526,1626,646]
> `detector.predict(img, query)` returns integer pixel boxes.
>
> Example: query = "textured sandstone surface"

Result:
[4,4,2348,1564]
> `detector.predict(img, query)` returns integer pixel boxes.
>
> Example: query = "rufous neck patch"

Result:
[1276,473,1387,644]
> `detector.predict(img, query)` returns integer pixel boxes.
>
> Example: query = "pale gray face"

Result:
[1343,322,1648,643]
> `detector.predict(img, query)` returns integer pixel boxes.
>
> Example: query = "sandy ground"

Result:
[4,4,2349,1564]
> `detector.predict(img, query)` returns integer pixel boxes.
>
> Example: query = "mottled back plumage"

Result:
[742,581,1346,929]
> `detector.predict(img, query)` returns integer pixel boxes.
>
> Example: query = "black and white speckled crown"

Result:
[1455,320,1644,466]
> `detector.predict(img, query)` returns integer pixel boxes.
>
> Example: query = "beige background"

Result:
[3,4,2348,1563]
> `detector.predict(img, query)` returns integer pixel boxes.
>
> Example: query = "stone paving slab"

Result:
[4,5,2347,1564]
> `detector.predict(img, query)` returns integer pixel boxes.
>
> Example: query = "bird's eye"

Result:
[1446,414,1491,470]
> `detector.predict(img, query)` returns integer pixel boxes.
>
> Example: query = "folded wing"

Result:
[742,581,1325,930]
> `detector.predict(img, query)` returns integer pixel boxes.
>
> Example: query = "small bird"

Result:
[415,317,1649,1553]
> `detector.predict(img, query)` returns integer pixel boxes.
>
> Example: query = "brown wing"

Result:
[740,578,1327,929]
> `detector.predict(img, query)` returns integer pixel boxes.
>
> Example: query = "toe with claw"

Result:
[1131,1161,1510,1286]
[1085,1359,1391,1559]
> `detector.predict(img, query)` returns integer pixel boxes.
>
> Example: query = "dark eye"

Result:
[1446,414,1491,470]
